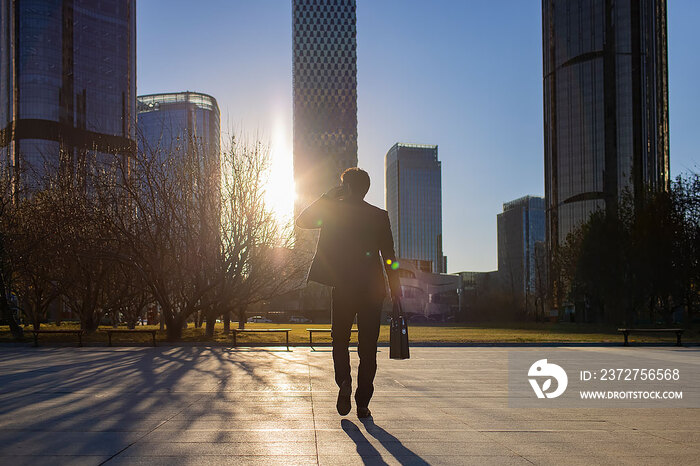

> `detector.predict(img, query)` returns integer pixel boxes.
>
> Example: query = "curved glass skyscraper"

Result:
[543,0,669,304]
[137,92,220,166]
[1,0,136,186]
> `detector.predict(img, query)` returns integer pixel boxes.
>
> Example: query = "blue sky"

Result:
[137,1,699,273]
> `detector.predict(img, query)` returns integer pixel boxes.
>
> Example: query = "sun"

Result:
[265,120,296,222]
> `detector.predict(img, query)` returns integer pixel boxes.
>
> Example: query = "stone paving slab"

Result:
[0,346,698,465]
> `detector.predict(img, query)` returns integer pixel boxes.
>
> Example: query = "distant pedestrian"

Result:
[296,168,401,418]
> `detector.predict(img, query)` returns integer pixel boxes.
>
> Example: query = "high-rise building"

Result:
[497,196,546,297]
[292,0,357,216]
[543,0,669,306]
[385,143,445,274]
[137,92,221,276]
[1,0,136,186]
[137,92,220,166]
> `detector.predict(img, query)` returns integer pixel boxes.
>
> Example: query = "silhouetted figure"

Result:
[296,167,401,418]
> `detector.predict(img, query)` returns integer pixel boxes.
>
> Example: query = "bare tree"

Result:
[94,130,304,340]
[0,162,25,339]
[102,262,152,329]
[45,169,120,331]
[205,137,305,335]
[95,133,221,340]
[3,129,306,339]
[4,192,60,329]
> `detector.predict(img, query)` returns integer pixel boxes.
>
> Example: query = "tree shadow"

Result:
[342,418,429,465]
[0,346,308,458]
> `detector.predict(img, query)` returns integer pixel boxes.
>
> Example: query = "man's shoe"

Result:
[357,406,372,419]
[336,380,352,415]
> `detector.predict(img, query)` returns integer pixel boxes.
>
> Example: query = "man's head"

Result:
[340,167,370,200]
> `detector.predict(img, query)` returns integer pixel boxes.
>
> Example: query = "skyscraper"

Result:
[497,196,546,297]
[137,92,220,166]
[1,0,136,186]
[137,92,221,276]
[292,0,357,217]
[543,0,669,305]
[385,143,445,274]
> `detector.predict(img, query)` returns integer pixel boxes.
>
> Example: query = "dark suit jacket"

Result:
[296,194,401,300]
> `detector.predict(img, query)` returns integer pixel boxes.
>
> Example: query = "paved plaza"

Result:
[0,346,698,465]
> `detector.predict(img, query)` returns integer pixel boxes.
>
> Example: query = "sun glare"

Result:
[265,120,296,222]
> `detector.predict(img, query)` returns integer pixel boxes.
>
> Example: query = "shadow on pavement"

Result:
[0,347,306,457]
[342,418,429,465]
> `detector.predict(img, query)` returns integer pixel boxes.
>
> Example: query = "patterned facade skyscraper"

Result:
[1,0,136,187]
[292,0,357,217]
[385,143,445,274]
[543,0,669,305]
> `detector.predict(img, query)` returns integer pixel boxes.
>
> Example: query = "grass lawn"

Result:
[1,322,697,345]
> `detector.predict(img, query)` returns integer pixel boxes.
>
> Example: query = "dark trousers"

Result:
[331,287,384,408]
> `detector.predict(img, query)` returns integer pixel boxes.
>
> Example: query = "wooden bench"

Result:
[105,329,157,347]
[307,328,358,347]
[618,328,684,346]
[30,329,84,347]
[232,329,292,350]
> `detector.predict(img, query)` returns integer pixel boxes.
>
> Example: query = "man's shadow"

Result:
[341,418,429,465]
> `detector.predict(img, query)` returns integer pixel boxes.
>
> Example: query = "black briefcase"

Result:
[389,299,409,360]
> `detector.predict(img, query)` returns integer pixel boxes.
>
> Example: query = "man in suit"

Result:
[296,167,401,418]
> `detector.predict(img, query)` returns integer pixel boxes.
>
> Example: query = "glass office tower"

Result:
[292,0,357,217]
[137,92,220,166]
[497,196,546,296]
[1,0,136,186]
[543,0,669,305]
[385,143,445,274]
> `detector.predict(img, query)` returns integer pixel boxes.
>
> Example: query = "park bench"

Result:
[104,329,157,347]
[232,328,292,351]
[30,329,84,347]
[307,328,358,347]
[618,328,684,347]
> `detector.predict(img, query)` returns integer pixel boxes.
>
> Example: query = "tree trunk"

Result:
[166,314,183,341]
[237,307,247,329]
[223,311,230,333]
[205,313,216,338]
[82,312,100,333]
[55,305,62,326]
[0,275,23,340]
[166,326,182,341]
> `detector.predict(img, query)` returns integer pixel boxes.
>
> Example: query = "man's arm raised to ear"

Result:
[295,186,345,230]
